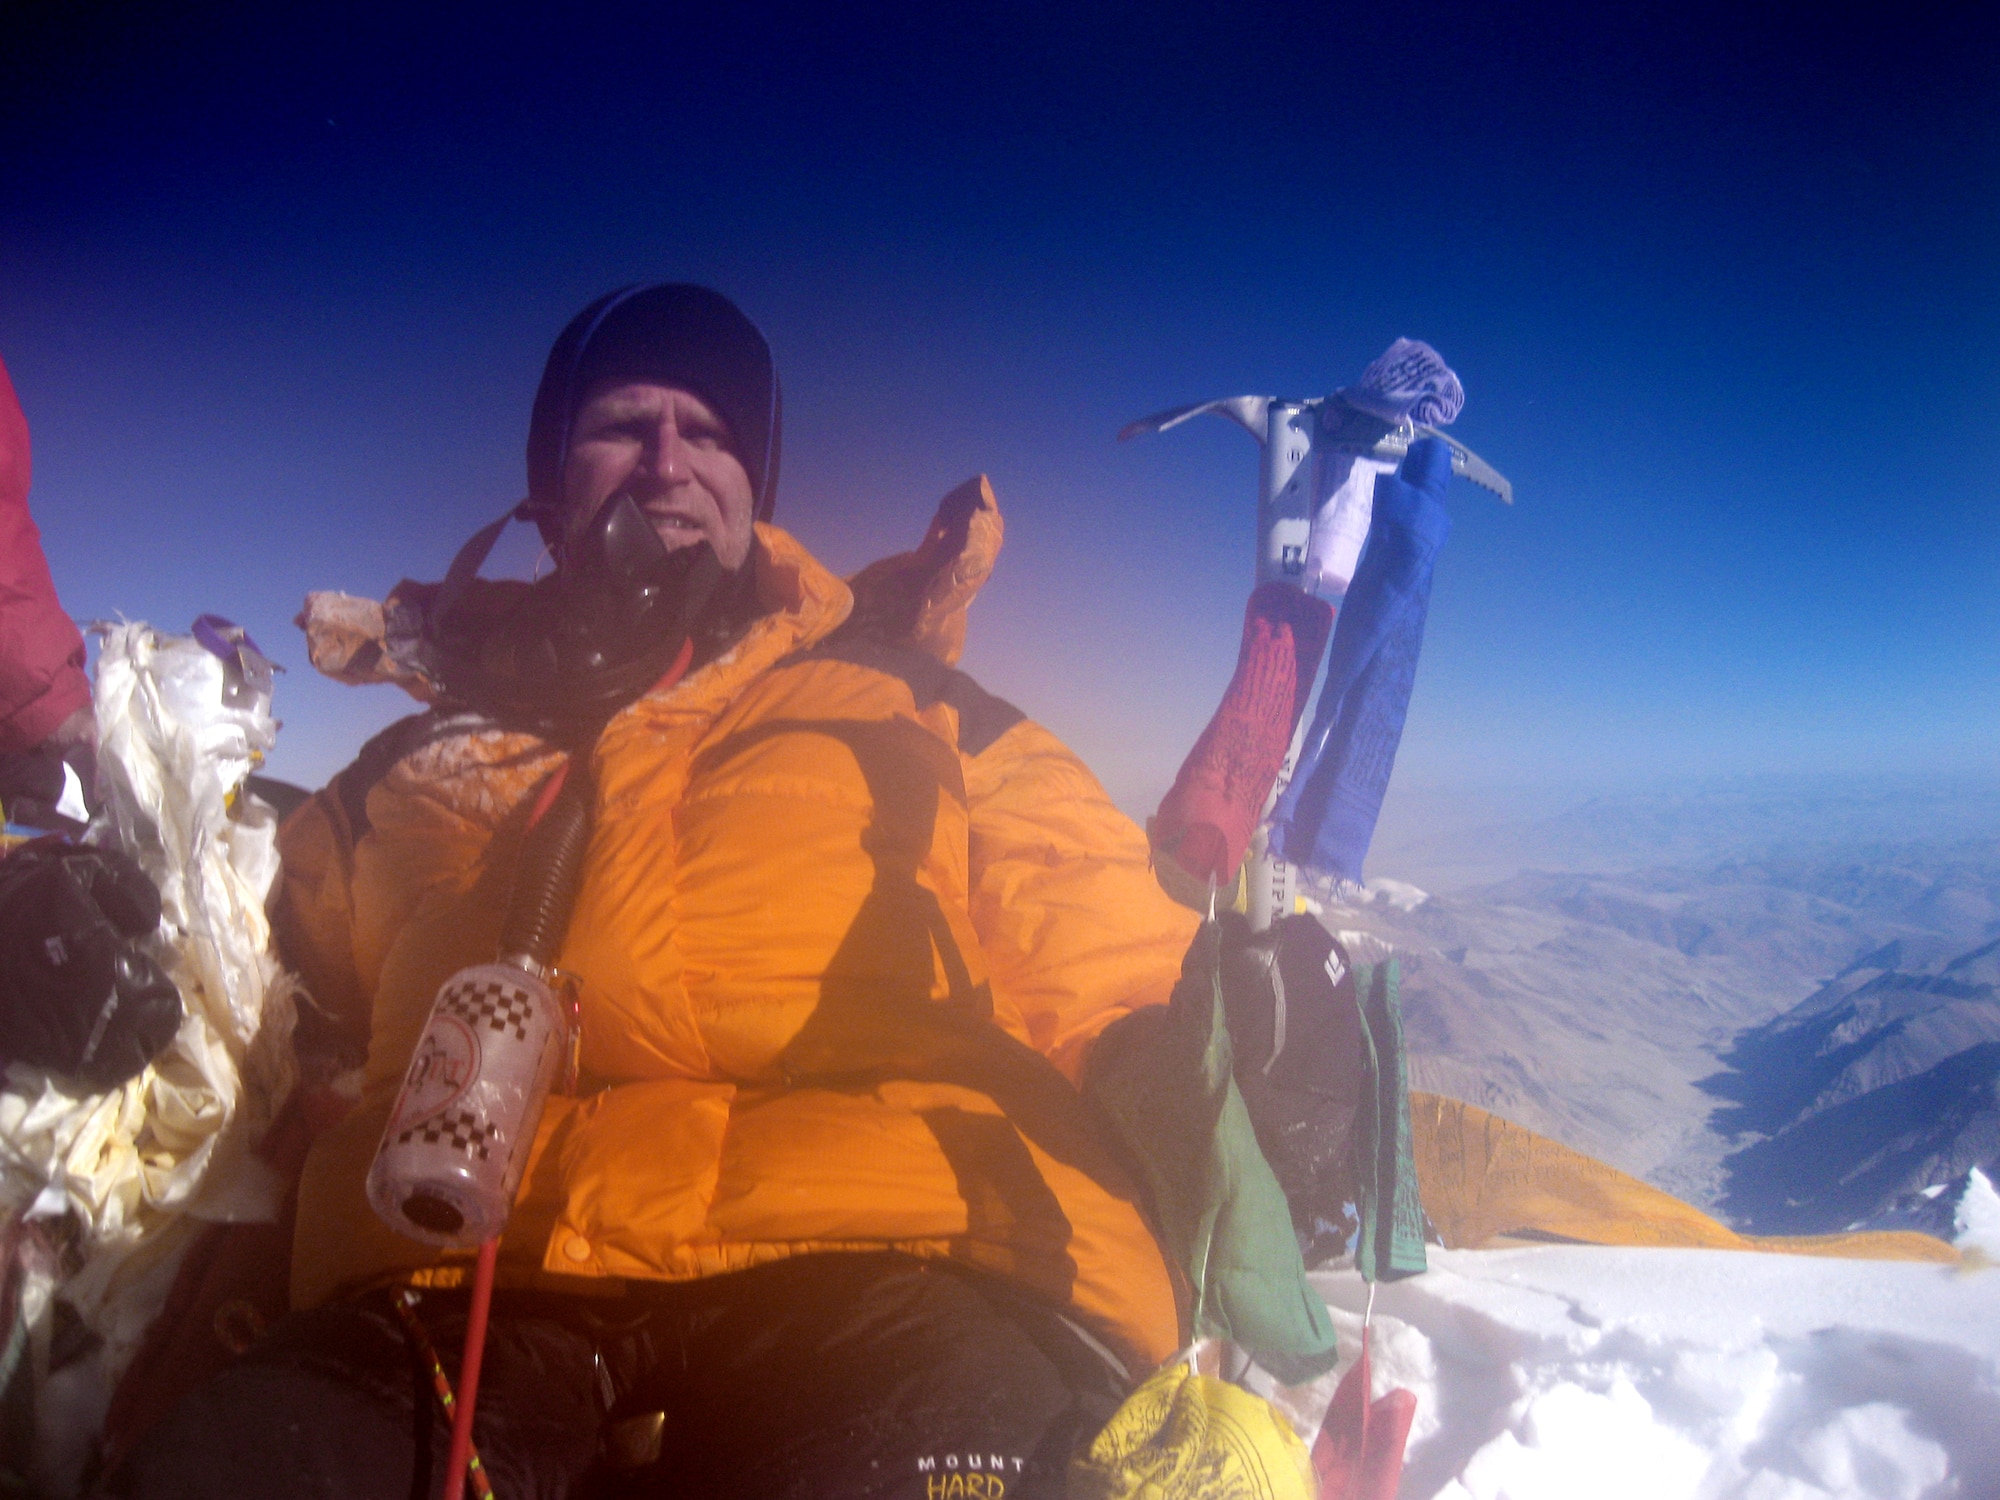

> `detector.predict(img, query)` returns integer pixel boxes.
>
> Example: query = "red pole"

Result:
[442,1237,500,1500]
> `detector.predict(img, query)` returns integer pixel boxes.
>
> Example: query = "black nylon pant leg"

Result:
[101,1294,602,1500]
[104,1256,1127,1500]
[591,1255,1128,1500]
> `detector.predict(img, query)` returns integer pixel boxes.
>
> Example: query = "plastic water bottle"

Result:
[365,960,567,1247]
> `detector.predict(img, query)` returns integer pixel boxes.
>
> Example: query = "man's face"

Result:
[561,381,756,570]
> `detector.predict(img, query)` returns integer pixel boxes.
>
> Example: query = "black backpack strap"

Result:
[428,500,535,640]
[331,710,503,840]
[789,636,1025,756]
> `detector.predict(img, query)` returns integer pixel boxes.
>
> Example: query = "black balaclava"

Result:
[522,283,783,549]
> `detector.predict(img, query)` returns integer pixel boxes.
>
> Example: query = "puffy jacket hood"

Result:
[524,284,783,545]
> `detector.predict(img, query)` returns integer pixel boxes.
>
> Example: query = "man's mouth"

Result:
[641,507,705,540]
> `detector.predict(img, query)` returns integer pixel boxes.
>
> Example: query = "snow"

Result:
[1955,1168,2000,1260]
[1299,876,1433,915]
[1365,878,1431,913]
[1262,1248,2000,1498]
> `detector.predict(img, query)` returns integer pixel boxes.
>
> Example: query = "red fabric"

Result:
[1151,582,1334,884]
[1311,1325,1416,1500]
[0,355,90,752]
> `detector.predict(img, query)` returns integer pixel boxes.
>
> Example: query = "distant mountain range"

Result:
[1370,771,2000,893]
[1703,936,2000,1236]
[1324,775,2000,1234]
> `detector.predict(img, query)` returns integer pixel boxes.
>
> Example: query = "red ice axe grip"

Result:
[1152,582,1334,886]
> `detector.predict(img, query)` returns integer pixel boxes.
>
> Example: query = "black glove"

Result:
[1219,912,1366,1267]
[0,841,182,1090]
[0,749,87,834]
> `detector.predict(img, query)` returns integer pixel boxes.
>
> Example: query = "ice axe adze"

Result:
[1118,394,1512,502]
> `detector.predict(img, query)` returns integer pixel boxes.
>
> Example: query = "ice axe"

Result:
[1122,385,1511,931]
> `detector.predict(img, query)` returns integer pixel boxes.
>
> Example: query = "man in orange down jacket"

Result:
[111,285,1201,1500]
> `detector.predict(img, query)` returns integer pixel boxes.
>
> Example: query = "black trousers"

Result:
[103,1253,1128,1500]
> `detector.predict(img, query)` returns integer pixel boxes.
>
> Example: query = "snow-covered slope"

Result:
[1273,1248,2000,1499]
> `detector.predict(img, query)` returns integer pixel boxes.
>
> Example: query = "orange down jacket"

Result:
[279,480,1199,1371]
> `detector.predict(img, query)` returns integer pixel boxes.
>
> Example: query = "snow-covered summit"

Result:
[1265,1247,1999,1499]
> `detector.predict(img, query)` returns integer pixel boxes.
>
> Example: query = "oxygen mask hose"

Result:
[497,764,593,973]
[367,761,594,1246]
[366,758,597,1500]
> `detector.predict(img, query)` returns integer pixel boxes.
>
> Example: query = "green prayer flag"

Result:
[1087,920,1342,1384]
[1353,960,1429,1283]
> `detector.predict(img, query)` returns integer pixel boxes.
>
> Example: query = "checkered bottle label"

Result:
[366,962,564,1247]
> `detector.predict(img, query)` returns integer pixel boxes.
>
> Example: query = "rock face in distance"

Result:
[1316,829,2000,1224]
[1312,863,1964,1211]
[1705,936,2000,1235]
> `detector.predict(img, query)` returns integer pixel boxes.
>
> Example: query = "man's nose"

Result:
[643,413,689,483]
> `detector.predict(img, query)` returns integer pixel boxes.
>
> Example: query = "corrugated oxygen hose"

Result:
[441,759,593,1500]
[499,764,594,971]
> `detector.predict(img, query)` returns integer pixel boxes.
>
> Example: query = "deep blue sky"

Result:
[3,1,1995,826]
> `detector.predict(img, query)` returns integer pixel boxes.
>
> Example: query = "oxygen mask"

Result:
[427,492,726,734]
